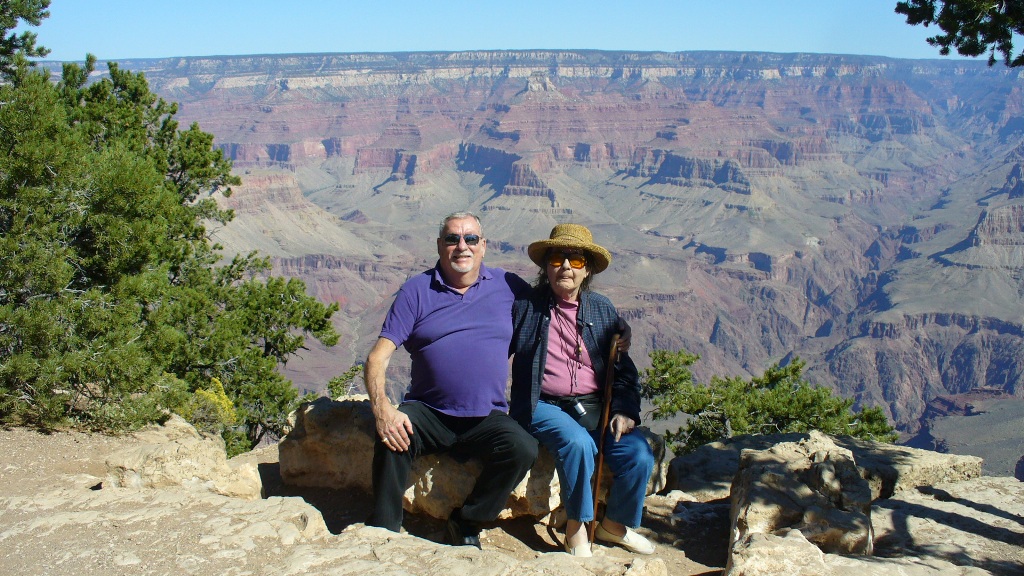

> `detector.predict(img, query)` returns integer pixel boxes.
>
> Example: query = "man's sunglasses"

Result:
[442,233,482,246]
[547,251,587,269]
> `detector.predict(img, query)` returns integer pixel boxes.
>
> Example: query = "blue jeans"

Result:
[529,400,654,527]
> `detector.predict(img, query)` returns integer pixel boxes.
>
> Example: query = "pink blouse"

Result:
[540,298,600,397]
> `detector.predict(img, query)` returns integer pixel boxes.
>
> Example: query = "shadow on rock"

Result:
[657,498,731,568]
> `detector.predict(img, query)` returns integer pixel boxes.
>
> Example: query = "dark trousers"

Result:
[368,402,539,532]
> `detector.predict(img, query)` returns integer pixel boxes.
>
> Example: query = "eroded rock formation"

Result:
[728,433,874,556]
[666,431,983,503]
[104,415,263,499]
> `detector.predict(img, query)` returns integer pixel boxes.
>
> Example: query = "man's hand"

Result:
[375,403,414,452]
[364,337,412,452]
[609,413,635,442]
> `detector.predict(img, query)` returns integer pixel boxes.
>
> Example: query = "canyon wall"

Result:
[103,50,1024,437]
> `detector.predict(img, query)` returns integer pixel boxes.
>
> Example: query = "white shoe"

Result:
[594,523,655,555]
[563,539,593,557]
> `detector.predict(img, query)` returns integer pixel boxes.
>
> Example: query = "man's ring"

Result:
[383,437,390,444]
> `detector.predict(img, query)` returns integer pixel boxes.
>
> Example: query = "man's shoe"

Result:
[444,510,482,549]
[594,523,655,555]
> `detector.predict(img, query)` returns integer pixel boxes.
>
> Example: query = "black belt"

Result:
[539,392,603,431]
[540,391,600,404]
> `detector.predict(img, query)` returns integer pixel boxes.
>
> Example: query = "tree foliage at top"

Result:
[641,349,897,455]
[897,0,1024,66]
[0,0,49,76]
[0,6,339,454]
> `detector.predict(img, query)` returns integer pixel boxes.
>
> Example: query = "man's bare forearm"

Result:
[365,337,397,417]
[365,362,391,416]
[364,337,412,451]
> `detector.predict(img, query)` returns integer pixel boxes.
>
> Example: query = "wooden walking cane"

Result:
[588,333,619,544]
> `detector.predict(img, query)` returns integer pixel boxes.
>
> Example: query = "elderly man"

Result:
[364,211,538,548]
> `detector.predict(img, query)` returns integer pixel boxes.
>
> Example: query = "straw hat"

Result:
[527,223,612,274]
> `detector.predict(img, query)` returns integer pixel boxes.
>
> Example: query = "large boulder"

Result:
[104,415,263,500]
[728,431,873,556]
[279,395,666,521]
[666,432,983,502]
[836,434,983,500]
[279,395,561,520]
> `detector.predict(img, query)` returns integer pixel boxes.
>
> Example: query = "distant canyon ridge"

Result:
[103,50,1024,445]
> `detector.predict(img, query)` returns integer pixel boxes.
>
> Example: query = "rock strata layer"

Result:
[98,51,1024,475]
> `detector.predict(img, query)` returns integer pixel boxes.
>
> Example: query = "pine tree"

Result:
[0,0,50,76]
[641,350,897,454]
[0,8,339,454]
[897,0,1024,66]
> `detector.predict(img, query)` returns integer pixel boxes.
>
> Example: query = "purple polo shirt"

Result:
[379,262,530,417]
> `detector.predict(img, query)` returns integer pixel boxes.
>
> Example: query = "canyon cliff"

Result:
[100,50,1024,459]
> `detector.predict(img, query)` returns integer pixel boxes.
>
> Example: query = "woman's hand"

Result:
[609,413,635,442]
[615,317,631,354]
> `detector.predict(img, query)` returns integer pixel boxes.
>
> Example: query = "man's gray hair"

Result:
[438,211,482,237]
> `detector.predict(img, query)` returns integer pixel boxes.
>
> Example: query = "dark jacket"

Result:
[509,286,641,430]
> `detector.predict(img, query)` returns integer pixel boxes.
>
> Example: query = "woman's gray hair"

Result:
[438,212,482,237]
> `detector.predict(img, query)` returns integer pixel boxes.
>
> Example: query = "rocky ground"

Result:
[0,427,720,576]
[2,424,1021,575]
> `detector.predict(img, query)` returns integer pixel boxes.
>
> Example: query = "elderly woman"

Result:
[510,224,655,557]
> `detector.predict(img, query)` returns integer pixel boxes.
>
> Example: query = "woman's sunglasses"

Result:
[547,251,587,269]
[442,233,481,246]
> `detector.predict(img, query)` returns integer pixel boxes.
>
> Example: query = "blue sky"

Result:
[32,0,962,62]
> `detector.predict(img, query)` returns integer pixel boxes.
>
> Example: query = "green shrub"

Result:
[327,364,364,399]
[641,349,897,454]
